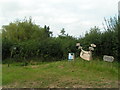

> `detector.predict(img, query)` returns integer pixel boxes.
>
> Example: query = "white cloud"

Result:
[0,0,119,36]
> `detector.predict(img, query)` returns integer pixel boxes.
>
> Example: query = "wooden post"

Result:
[8,62,9,67]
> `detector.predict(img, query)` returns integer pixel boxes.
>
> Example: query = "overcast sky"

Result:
[0,0,119,37]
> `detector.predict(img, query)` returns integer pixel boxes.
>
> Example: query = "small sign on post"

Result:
[68,53,75,61]
[103,55,114,62]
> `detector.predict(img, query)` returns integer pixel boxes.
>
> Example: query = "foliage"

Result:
[78,17,119,60]
[2,18,53,60]
[2,18,52,42]
[79,26,102,56]
[56,35,77,59]
[2,16,119,62]
[2,38,14,59]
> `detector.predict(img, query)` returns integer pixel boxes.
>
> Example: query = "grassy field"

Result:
[2,58,119,88]
[0,64,2,89]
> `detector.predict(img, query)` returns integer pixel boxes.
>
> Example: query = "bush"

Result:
[2,38,14,59]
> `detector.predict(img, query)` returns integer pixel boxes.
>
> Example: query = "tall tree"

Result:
[60,28,65,36]
[44,25,53,37]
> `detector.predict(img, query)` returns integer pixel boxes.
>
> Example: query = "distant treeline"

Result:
[1,17,119,62]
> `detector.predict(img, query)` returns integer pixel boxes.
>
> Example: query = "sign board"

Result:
[68,53,74,60]
[103,55,114,62]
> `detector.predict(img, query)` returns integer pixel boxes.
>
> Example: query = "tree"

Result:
[60,28,65,36]
[44,25,53,37]
[2,17,37,42]
[102,17,119,60]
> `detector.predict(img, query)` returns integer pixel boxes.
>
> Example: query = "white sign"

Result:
[103,55,114,62]
[68,53,74,60]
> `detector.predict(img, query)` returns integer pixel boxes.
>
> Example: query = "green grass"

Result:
[2,58,119,88]
[0,64,2,88]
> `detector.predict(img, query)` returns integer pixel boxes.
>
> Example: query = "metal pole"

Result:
[118,1,120,17]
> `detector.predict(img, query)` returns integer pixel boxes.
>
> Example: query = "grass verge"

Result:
[2,58,119,88]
